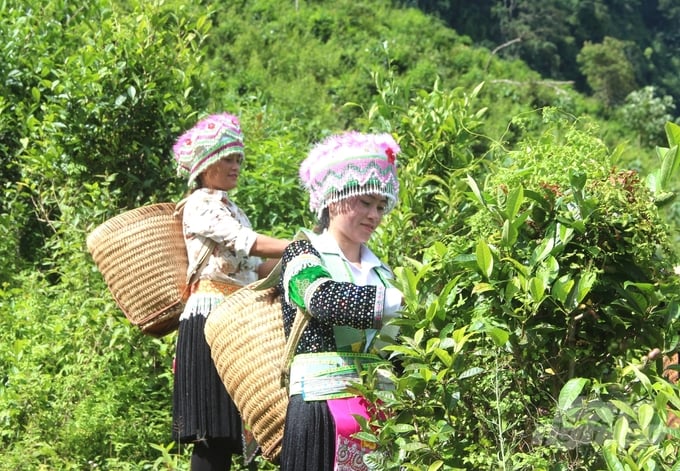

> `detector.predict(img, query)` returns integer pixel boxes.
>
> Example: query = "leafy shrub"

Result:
[0,0,212,269]
[618,86,677,148]
[362,102,680,469]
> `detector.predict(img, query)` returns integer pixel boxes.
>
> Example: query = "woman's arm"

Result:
[250,234,289,258]
[282,240,382,330]
[257,257,280,279]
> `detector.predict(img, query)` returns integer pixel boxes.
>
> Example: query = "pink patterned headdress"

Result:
[173,113,245,186]
[300,131,400,217]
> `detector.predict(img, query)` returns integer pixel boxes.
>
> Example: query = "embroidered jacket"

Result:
[278,231,401,355]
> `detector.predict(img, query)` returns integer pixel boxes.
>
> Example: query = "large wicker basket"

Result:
[86,203,187,337]
[204,284,288,462]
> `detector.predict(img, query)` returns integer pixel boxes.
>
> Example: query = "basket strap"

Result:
[277,230,315,388]
[185,238,217,286]
[280,307,311,389]
[173,197,188,216]
[173,198,218,288]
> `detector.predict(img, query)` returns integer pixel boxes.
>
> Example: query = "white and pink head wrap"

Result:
[173,113,244,186]
[300,131,400,217]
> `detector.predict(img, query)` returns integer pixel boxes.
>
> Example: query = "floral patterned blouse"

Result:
[182,188,261,287]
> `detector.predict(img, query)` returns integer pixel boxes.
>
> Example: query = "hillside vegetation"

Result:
[1,0,679,469]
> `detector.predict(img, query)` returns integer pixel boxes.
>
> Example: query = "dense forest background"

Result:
[410,0,680,104]
[1,0,680,469]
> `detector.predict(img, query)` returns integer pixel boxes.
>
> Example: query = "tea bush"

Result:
[361,91,680,469]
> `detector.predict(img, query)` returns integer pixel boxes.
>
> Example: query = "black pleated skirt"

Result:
[172,312,242,453]
[280,394,335,471]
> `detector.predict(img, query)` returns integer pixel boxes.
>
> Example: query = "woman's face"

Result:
[328,194,388,245]
[201,154,242,191]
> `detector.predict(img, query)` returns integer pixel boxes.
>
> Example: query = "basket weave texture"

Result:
[205,285,288,462]
[86,203,187,337]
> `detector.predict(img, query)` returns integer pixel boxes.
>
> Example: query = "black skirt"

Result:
[172,313,242,452]
[280,394,335,471]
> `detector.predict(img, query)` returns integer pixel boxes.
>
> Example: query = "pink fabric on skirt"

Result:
[326,396,377,471]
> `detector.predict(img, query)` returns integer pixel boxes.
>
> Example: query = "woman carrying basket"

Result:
[172,113,289,471]
[278,131,403,471]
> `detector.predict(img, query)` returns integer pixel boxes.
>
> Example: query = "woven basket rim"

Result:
[87,202,187,337]
[86,202,180,251]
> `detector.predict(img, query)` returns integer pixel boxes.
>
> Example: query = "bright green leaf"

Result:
[472,282,494,295]
[610,399,637,420]
[485,326,509,347]
[576,271,597,304]
[602,439,626,471]
[552,275,574,304]
[476,239,493,279]
[466,174,486,206]
[530,237,555,267]
[434,348,452,367]
[557,223,574,245]
[665,121,680,146]
[637,403,654,431]
[658,144,678,189]
[414,328,424,346]
[428,461,444,471]
[505,185,524,220]
[458,367,484,380]
[613,416,629,449]
[390,424,416,433]
[558,377,588,411]
[471,81,484,97]
[419,367,433,382]
[501,218,518,246]
[529,276,545,303]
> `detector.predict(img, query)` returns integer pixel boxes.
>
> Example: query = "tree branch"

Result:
[485,37,523,72]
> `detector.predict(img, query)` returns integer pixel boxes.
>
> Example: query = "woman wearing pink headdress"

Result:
[172,113,289,470]
[278,131,403,470]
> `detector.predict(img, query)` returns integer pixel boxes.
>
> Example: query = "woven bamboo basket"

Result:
[205,284,288,462]
[86,203,187,337]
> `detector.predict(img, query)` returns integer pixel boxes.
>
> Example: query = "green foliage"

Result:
[577,37,638,109]
[557,366,680,470]
[648,122,680,246]
[0,168,180,469]
[360,103,680,468]
[369,79,490,266]
[411,0,680,114]
[458,111,679,393]
[231,109,313,238]
[491,0,578,79]
[618,86,677,148]
[0,0,212,268]
[2,0,680,469]
[0,0,214,468]
[0,260,176,469]
[646,121,680,205]
[206,0,469,135]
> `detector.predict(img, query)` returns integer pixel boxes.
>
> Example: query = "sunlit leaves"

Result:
[476,239,494,279]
